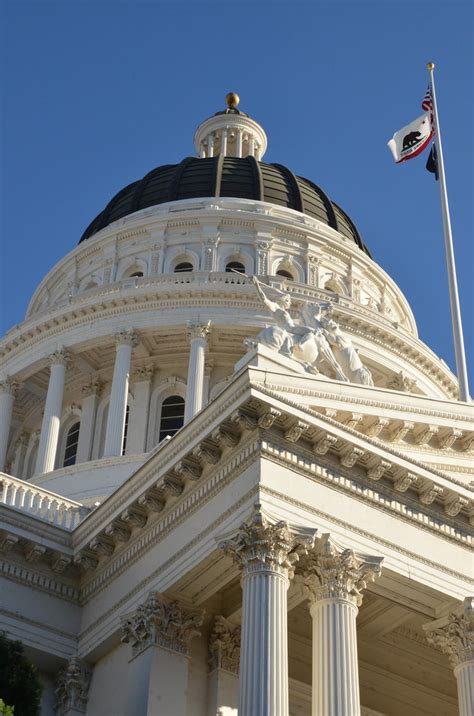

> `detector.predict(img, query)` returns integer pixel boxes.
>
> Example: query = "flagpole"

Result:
[427,62,470,402]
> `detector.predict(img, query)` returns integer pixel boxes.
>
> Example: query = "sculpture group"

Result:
[248,277,374,386]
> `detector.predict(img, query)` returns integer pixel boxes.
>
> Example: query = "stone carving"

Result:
[121,592,203,658]
[424,597,474,668]
[187,320,212,342]
[133,365,154,382]
[114,329,139,347]
[219,503,316,579]
[48,349,72,367]
[55,657,92,715]
[209,616,241,674]
[81,376,102,397]
[0,376,20,396]
[248,278,373,385]
[388,371,418,393]
[301,534,383,607]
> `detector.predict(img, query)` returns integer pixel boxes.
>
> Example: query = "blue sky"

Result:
[2,1,473,392]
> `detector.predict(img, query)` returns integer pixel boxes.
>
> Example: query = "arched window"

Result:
[276,269,294,281]
[63,422,80,467]
[174,262,194,273]
[158,396,185,442]
[129,271,144,278]
[121,405,130,455]
[225,261,246,274]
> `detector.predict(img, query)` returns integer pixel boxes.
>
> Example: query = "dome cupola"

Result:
[193,92,268,160]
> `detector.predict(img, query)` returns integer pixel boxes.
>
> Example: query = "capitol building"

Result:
[0,93,472,716]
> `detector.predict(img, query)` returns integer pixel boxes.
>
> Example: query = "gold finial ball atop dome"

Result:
[225,92,240,109]
[427,62,435,71]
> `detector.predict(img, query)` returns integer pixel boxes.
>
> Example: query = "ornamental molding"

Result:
[218,503,317,579]
[0,559,79,602]
[81,376,102,397]
[55,657,92,715]
[423,597,474,669]
[259,484,472,584]
[208,615,240,674]
[121,592,203,658]
[300,534,383,607]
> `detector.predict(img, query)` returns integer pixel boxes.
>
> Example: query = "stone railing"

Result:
[0,473,89,530]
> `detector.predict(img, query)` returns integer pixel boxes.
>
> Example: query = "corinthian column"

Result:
[185,321,211,424]
[121,592,203,716]
[0,377,20,471]
[104,330,138,457]
[219,504,316,716]
[35,350,71,475]
[301,535,383,716]
[424,597,474,716]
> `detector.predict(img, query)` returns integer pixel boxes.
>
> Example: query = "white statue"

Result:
[249,278,374,386]
[320,316,374,386]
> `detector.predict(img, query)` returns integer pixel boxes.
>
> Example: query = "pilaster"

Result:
[76,377,102,463]
[121,592,203,716]
[55,657,92,716]
[207,616,240,716]
[126,365,154,454]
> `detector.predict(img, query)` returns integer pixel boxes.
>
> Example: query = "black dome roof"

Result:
[80,156,370,254]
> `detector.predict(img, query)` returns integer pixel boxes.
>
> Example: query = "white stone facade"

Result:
[0,101,472,716]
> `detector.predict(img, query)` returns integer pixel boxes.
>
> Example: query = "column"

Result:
[235,129,243,158]
[301,535,383,716]
[35,349,70,475]
[55,657,92,716]
[121,592,203,716]
[200,142,206,158]
[207,616,240,716]
[220,129,228,156]
[0,377,19,472]
[219,504,316,716]
[248,136,256,157]
[424,597,474,716]
[126,366,153,454]
[185,322,211,423]
[208,133,215,157]
[12,432,29,478]
[76,377,102,463]
[104,329,138,457]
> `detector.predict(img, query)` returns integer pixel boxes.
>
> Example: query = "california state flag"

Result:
[387,113,433,163]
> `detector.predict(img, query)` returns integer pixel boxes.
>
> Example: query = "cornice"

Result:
[0,559,79,602]
[1,284,455,399]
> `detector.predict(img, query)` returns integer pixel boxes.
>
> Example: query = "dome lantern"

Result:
[193,93,268,160]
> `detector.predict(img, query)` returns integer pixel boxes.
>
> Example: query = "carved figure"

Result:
[250,277,313,358]
[320,317,374,386]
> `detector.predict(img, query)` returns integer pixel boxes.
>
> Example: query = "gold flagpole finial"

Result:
[427,62,435,71]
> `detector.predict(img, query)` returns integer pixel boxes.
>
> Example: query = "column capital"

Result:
[0,376,21,396]
[424,597,474,669]
[133,365,154,382]
[208,615,240,674]
[54,657,92,715]
[301,534,383,608]
[121,592,203,658]
[81,376,102,398]
[48,348,72,367]
[14,431,30,448]
[218,503,317,579]
[187,320,211,342]
[113,328,139,347]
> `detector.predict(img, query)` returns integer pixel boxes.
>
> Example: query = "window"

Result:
[225,261,246,274]
[158,396,185,442]
[174,262,193,273]
[276,269,294,280]
[121,405,130,455]
[63,422,80,467]
[129,271,144,278]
